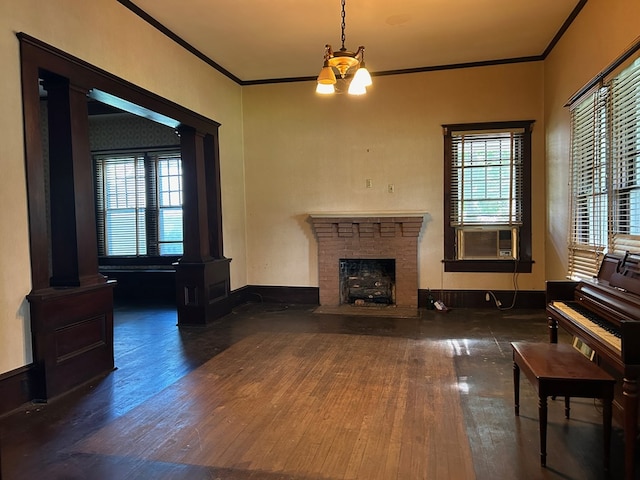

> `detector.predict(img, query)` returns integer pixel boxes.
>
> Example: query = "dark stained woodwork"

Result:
[179,126,211,263]
[175,125,231,325]
[17,34,220,134]
[204,132,224,258]
[41,73,104,287]
[442,120,535,273]
[0,366,36,416]
[26,282,116,400]
[18,34,231,341]
[174,258,231,325]
[248,285,320,305]
[512,342,615,469]
[423,288,546,309]
[546,253,640,480]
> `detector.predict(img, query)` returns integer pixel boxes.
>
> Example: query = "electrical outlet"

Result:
[388,184,394,193]
[366,179,372,188]
[485,292,490,302]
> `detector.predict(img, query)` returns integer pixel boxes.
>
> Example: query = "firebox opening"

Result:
[339,259,396,306]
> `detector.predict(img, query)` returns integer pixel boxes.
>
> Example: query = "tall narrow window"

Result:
[95,149,183,258]
[443,121,534,272]
[568,56,640,279]
[450,129,523,227]
[156,152,183,255]
[568,88,608,278]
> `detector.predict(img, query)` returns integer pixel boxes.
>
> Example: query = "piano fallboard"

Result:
[576,279,640,329]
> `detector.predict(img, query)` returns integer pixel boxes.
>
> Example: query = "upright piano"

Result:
[547,252,640,480]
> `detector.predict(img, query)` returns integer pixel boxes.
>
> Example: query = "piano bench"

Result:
[511,342,615,470]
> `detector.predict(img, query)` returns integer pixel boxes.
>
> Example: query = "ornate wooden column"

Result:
[25,72,115,400]
[174,126,231,325]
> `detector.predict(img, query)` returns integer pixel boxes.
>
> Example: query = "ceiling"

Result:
[125,0,584,83]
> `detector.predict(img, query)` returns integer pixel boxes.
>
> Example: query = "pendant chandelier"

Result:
[316,0,372,95]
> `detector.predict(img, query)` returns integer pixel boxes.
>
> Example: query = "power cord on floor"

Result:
[486,263,520,310]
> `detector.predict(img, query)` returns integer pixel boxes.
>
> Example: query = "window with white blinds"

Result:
[443,120,533,272]
[568,56,640,279]
[450,129,524,227]
[95,150,183,257]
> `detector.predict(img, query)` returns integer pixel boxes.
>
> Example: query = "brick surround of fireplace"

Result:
[310,214,425,307]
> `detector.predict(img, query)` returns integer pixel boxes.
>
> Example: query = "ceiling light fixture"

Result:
[316,0,372,96]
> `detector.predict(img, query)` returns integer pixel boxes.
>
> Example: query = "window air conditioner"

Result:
[456,227,519,260]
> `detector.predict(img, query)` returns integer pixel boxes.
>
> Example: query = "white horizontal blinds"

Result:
[94,149,183,257]
[450,129,523,226]
[568,88,608,279]
[610,57,640,256]
[567,56,640,279]
[156,152,183,255]
[97,154,147,256]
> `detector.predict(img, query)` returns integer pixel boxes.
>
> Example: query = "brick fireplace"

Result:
[310,213,425,308]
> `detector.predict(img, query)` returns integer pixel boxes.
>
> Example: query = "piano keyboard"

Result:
[551,301,622,353]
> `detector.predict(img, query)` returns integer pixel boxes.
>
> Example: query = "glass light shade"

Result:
[347,81,366,95]
[316,82,335,94]
[317,65,337,85]
[351,66,372,88]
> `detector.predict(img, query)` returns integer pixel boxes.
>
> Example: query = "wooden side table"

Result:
[511,342,615,469]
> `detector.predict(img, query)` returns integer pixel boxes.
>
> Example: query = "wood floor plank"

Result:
[345,336,408,480]
[70,332,476,479]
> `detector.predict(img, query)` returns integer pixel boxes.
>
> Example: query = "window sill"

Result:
[99,256,181,267]
[443,259,533,273]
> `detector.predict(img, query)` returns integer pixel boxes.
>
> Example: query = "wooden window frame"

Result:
[442,120,534,273]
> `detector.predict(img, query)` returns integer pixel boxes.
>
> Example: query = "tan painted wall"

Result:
[242,62,546,292]
[545,0,640,280]
[0,0,247,374]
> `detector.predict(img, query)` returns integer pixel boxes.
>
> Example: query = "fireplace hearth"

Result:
[310,213,425,308]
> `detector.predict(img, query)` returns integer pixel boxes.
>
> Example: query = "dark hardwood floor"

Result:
[0,301,634,479]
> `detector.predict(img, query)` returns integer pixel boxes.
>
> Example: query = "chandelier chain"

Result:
[340,0,346,49]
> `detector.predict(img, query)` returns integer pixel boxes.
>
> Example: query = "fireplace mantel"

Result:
[309,212,426,307]
[309,212,426,220]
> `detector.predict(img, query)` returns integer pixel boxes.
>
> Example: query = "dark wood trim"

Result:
[545,280,579,304]
[245,56,544,86]
[419,289,546,309]
[369,56,543,79]
[174,124,231,326]
[541,0,588,59]
[442,120,535,273]
[442,259,534,273]
[17,33,220,134]
[27,282,117,401]
[245,286,320,305]
[116,0,242,85]
[114,1,585,87]
[100,268,176,303]
[18,33,230,398]
[0,365,38,417]
[231,285,544,310]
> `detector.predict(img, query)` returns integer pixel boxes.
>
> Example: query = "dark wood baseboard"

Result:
[0,365,37,417]
[419,289,546,309]
[231,286,545,310]
[243,285,320,305]
[100,269,176,302]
